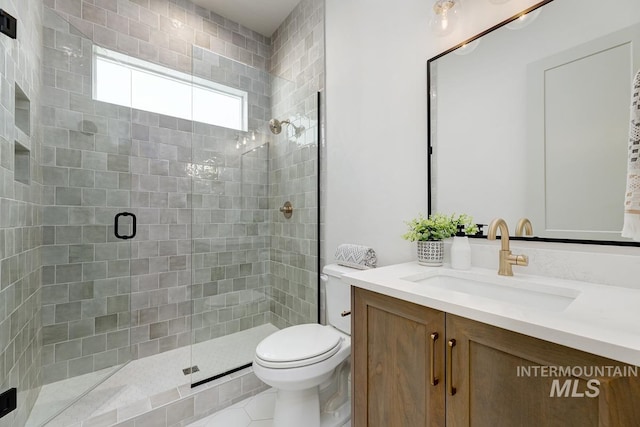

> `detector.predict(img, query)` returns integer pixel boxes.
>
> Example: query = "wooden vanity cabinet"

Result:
[352,287,640,427]
[352,287,446,427]
[446,314,640,427]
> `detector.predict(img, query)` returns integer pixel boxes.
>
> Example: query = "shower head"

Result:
[268,118,286,135]
[269,118,305,137]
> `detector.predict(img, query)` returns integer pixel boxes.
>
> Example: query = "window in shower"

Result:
[92,46,248,131]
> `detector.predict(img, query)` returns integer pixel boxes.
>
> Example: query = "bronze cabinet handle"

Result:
[430,332,439,386]
[447,339,457,396]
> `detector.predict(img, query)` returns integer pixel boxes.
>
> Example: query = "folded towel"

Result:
[334,244,377,269]
[622,70,640,241]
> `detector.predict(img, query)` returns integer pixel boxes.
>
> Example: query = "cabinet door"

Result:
[446,314,640,427]
[352,287,446,427]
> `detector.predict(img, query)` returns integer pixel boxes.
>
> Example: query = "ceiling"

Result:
[190,0,301,37]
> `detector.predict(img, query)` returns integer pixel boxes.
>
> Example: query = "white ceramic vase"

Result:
[417,240,444,266]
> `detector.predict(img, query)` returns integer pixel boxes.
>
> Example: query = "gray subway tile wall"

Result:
[268,0,324,329]
[46,0,272,75]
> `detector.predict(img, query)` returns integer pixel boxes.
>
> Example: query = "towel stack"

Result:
[334,244,377,269]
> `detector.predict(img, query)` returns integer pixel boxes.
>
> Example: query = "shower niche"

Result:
[14,83,31,185]
[14,141,30,185]
[14,83,30,136]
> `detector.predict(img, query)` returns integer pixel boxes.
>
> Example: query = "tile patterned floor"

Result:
[187,388,352,427]
[27,324,278,427]
[186,388,277,427]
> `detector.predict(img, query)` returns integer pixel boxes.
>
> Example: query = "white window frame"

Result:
[92,46,248,131]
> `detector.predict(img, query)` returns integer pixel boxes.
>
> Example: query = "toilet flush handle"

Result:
[320,274,350,316]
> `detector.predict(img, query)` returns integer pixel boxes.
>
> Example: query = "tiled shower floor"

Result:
[27,324,278,426]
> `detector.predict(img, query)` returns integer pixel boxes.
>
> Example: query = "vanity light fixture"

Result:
[430,0,462,37]
[506,9,541,30]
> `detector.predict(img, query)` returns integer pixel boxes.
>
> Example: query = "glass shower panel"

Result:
[189,46,319,386]
[31,8,133,426]
[188,47,273,384]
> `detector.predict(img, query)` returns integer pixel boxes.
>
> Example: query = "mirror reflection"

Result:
[428,0,640,242]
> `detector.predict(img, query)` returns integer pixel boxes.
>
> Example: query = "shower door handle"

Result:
[114,212,136,240]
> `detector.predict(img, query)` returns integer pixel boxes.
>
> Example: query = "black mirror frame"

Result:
[426,0,640,247]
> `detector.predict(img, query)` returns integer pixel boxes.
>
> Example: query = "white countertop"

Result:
[343,262,640,366]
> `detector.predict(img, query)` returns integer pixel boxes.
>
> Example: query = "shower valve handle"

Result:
[279,201,293,218]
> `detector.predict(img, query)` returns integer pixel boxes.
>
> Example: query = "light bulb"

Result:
[506,9,541,30]
[251,130,256,141]
[242,137,247,145]
[430,0,461,37]
[454,39,480,56]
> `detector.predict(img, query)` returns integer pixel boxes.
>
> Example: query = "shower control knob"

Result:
[279,201,293,219]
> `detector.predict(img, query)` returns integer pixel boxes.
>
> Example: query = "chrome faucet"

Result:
[515,218,533,237]
[487,218,528,276]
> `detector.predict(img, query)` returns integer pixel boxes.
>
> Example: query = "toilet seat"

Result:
[255,324,343,369]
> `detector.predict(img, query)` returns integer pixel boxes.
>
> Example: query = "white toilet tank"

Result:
[322,264,358,335]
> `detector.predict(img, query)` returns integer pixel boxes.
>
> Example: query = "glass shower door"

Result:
[30,8,133,426]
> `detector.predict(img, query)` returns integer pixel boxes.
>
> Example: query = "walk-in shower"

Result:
[18,1,322,425]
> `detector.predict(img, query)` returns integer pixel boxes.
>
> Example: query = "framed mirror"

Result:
[428,0,640,245]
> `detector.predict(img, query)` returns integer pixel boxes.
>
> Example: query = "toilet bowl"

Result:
[253,324,350,427]
[253,264,355,427]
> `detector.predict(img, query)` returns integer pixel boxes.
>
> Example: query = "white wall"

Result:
[325,0,540,266]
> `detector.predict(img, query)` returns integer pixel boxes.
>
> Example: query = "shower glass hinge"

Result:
[0,10,16,39]
[182,366,200,375]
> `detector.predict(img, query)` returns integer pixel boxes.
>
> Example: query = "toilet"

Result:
[253,264,354,427]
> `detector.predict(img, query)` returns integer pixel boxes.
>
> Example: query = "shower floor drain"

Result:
[182,366,200,375]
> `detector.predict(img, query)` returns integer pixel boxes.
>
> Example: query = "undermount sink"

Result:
[405,273,580,312]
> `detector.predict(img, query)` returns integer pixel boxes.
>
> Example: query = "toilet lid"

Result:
[255,324,342,368]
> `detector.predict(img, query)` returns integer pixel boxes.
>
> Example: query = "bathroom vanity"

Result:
[345,263,640,427]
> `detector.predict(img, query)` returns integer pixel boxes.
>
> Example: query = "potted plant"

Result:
[402,213,478,266]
